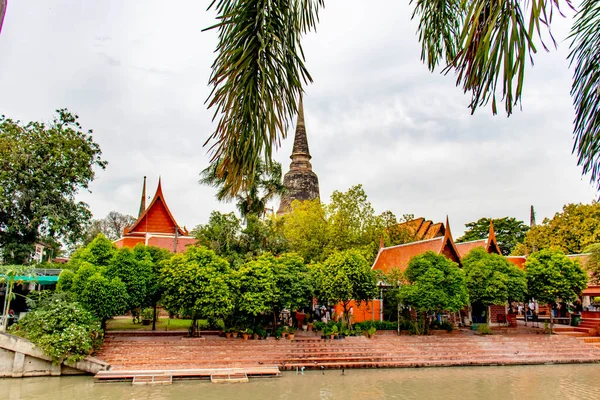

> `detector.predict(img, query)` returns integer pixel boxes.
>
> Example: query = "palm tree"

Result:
[200,158,286,220]
[204,0,600,193]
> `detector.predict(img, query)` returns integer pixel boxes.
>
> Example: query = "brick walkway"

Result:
[95,330,600,371]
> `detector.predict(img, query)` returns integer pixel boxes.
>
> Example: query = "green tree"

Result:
[526,249,587,308]
[271,253,313,324]
[281,199,330,263]
[200,159,286,219]
[83,211,136,244]
[77,273,129,330]
[69,234,116,271]
[161,246,234,335]
[234,255,277,325]
[193,211,242,260]
[314,250,377,320]
[327,185,385,263]
[105,247,155,314]
[458,217,529,256]
[0,110,106,263]
[9,293,103,364]
[398,251,469,333]
[583,243,600,285]
[513,203,600,255]
[462,248,527,324]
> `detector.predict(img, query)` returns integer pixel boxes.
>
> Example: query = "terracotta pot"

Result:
[253,333,259,340]
[330,334,335,340]
[225,332,232,339]
[242,333,250,340]
[307,323,313,332]
[368,334,375,339]
[288,334,295,340]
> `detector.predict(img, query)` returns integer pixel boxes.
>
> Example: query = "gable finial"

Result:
[138,176,147,217]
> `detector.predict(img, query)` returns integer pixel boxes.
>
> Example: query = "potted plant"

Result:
[141,308,153,326]
[331,325,338,340]
[307,318,313,332]
[254,327,265,340]
[354,326,362,337]
[287,326,296,340]
[274,326,284,340]
[242,328,252,340]
[367,326,376,339]
[225,328,232,339]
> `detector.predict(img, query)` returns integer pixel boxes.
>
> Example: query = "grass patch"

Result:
[106,318,197,331]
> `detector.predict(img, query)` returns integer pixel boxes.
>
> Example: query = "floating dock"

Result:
[95,366,280,383]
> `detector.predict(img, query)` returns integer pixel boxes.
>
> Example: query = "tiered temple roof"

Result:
[390,217,445,242]
[372,217,461,274]
[114,177,196,253]
[455,221,502,257]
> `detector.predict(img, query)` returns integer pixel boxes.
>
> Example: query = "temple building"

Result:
[114,177,196,253]
[277,97,320,215]
[454,221,502,258]
[390,217,445,242]
[372,217,461,275]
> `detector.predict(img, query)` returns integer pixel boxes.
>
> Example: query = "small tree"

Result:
[77,273,129,330]
[161,246,234,336]
[234,255,277,328]
[398,252,469,334]
[315,249,377,325]
[462,248,527,325]
[526,249,588,331]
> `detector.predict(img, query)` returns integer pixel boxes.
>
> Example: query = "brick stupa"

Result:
[277,97,320,214]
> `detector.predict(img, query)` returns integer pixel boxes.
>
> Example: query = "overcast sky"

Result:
[0,1,596,237]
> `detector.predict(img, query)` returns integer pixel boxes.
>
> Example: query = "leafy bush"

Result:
[367,326,376,336]
[440,321,454,332]
[141,308,154,320]
[477,324,492,335]
[9,294,103,364]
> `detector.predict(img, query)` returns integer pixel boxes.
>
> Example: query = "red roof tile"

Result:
[455,239,487,258]
[147,236,197,253]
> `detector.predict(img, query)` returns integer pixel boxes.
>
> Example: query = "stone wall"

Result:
[0,332,110,378]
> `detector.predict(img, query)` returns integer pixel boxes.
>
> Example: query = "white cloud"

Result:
[0,0,595,238]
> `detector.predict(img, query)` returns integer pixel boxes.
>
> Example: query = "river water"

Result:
[2,364,600,400]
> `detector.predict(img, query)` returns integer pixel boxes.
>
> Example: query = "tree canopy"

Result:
[513,202,600,255]
[457,217,529,256]
[83,211,136,244]
[398,251,469,315]
[525,249,588,306]
[462,248,527,309]
[0,110,106,263]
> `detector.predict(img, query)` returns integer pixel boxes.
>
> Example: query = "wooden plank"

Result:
[95,366,279,382]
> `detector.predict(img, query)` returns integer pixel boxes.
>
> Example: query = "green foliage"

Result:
[234,255,276,317]
[69,234,116,270]
[457,217,529,255]
[77,273,129,327]
[526,249,588,306]
[513,203,600,255]
[0,110,106,263]
[367,326,376,336]
[399,251,469,314]
[281,199,330,263]
[477,324,492,335]
[200,158,286,219]
[204,0,323,196]
[584,243,600,285]
[105,247,154,311]
[56,269,75,292]
[82,211,136,244]
[161,246,234,322]
[313,249,377,311]
[141,308,154,320]
[462,248,527,307]
[272,253,313,313]
[9,293,102,364]
[193,211,243,262]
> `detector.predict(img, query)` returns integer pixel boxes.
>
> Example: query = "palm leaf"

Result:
[204,0,324,197]
[569,0,600,190]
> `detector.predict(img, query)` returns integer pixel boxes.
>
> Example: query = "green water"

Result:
[2,364,600,399]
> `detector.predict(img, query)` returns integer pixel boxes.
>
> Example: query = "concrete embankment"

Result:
[96,330,600,371]
[0,332,110,378]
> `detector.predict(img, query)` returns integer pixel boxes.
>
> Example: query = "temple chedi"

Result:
[277,97,320,214]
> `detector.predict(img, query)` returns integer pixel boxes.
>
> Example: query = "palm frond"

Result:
[569,0,600,190]
[204,0,324,197]
[410,0,464,71]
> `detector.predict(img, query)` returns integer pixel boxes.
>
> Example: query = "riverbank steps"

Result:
[95,331,600,371]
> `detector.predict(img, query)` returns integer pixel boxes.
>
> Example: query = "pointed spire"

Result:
[291,95,311,160]
[156,176,163,197]
[486,219,502,254]
[530,205,536,227]
[444,215,452,240]
[138,176,147,217]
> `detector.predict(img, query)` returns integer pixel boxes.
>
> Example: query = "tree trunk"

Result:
[152,303,157,331]
[487,306,491,326]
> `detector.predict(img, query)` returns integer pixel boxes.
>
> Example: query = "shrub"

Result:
[141,308,154,320]
[477,324,492,335]
[9,294,102,364]
[367,326,376,336]
[440,321,454,332]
